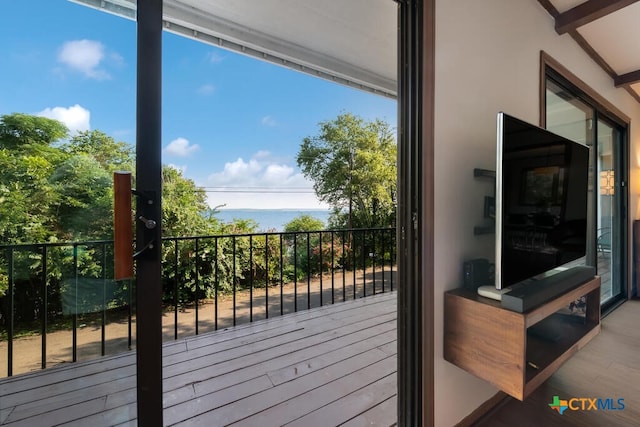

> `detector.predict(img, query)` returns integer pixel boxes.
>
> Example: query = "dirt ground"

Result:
[0,268,396,377]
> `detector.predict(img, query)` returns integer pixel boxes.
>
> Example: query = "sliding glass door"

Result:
[545,74,628,307]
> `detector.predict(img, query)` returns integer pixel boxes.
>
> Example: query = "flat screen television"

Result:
[495,112,590,289]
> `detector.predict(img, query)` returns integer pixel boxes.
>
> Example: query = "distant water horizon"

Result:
[214,208,332,231]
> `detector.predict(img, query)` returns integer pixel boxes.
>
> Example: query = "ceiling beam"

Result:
[537,0,560,18]
[555,0,640,34]
[615,69,640,87]
[569,30,617,80]
[538,0,640,105]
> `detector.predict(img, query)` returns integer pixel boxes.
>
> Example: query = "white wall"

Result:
[433,0,640,425]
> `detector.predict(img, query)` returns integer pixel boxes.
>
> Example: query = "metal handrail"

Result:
[0,227,396,377]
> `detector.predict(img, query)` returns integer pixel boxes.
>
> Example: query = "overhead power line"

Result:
[199,186,315,194]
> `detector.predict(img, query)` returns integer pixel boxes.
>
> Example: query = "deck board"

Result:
[227,352,397,426]
[0,292,398,426]
[341,395,397,427]
[163,305,395,381]
[285,371,397,427]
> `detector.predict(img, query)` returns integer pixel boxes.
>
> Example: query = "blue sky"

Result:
[0,0,397,210]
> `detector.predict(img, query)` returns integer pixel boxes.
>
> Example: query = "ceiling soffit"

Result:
[70,0,397,98]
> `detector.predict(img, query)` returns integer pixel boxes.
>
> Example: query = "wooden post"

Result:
[113,172,133,280]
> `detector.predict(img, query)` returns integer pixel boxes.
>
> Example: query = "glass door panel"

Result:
[597,120,623,302]
[546,75,627,306]
[545,78,595,267]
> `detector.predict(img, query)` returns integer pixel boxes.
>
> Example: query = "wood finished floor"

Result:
[0,292,397,426]
[474,298,640,427]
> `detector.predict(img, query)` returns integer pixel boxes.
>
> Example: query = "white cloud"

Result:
[197,84,215,95]
[204,152,329,210]
[167,163,188,174]
[111,129,133,138]
[253,150,272,160]
[37,104,91,134]
[206,51,224,64]
[261,115,277,127]
[164,137,200,157]
[263,164,295,183]
[109,52,125,68]
[57,39,118,80]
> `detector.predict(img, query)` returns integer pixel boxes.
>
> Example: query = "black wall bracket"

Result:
[474,168,496,235]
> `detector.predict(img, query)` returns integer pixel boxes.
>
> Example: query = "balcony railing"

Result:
[0,227,395,377]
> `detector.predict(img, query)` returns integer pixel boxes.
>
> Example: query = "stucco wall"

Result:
[433,0,640,425]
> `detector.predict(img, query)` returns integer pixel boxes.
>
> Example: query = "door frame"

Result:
[132,1,437,424]
[540,51,631,310]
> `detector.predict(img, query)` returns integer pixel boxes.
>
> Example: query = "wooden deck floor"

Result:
[0,292,397,426]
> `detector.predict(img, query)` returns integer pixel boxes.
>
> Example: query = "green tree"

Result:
[0,113,67,151]
[282,214,340,281]
[162,166,215,237]
[297,113,396,229]
[64,130,134,172]
[0,114,69,243]
[49,155,113,240]
[283,214,325,232]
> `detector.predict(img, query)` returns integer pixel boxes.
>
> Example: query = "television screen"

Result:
[495,112,590,289]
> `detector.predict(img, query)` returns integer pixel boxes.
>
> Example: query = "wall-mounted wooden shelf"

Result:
[444,276,600,400]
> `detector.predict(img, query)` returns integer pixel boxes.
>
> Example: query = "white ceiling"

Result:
[542,0,640,102]
[71,0,640,104]
[577,2,640,76]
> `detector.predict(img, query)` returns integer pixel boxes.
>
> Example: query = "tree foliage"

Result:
[0,113,268,323]
[0,112,397,331]
[64,130,134,172]
[162,166,214,237]
[0,114,69,243]
[0,114,223,244]
[297,113,396,228]
[0,113,68,150]
[283,214,325,232]
[49,155,113,240]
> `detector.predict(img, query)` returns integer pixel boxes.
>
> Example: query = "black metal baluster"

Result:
[41,245,48,369]
[382,231,386,293]
[195,238,200,335]
[101,243,106,356]
[265,234,269,319]
[342,230,346,301]
[362,230,367,298]
[306,232,311,310]
[331,231,335,304]
[319,231,323,307]
[352,230,357,299]
[128,278,133,350]
[8,248,14,376]
[72,245,78,363]
[390,230,395,291]
[249,235,253,323]
[233,236,237,326]
[174,239,179,339]
[372,231,376,295]
[280,234,284,316]
[294,234,297,313]
[214,237,218,331]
